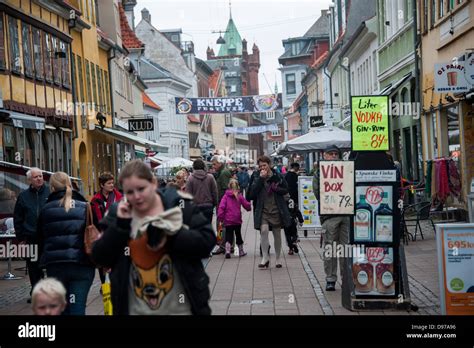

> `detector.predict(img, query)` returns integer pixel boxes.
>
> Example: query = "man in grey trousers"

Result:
[312,146,350,291]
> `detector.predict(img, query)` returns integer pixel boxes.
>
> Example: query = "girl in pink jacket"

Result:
[218,179,251,258]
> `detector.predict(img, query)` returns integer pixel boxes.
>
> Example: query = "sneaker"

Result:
[288,249,294,255]
[212,246,225,255]
[325,282,336,291]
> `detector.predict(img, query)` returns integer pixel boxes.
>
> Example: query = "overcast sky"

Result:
[133,0,332,95]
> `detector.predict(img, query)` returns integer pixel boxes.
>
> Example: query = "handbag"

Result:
[85,203,101,256]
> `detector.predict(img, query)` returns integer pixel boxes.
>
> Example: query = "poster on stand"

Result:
[298,176,321,229]
[436,224,474,315]
[318,161,355,215]
[354,185,393,243]
[352,246,395,296]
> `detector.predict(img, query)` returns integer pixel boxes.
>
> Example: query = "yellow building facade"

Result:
[419,0,474,212]
[0,0,74,173]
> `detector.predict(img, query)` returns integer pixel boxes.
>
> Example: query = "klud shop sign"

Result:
[128,119,154,131]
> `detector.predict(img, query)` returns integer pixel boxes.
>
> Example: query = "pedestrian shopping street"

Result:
[0,209,440,316]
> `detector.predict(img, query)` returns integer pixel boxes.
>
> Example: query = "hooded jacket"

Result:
[217,190,251,226]
[185,169,218,207]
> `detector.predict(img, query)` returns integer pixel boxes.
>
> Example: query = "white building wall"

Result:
[280,65,307,108]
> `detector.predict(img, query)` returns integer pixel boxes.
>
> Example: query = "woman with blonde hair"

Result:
[37,171,95,315]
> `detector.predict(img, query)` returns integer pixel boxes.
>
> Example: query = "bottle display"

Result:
[374,192,393,242]
[352,253,373,293]
[375,250,394,294]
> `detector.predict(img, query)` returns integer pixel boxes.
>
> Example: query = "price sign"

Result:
[351,96,390,151]
[319,160,355,215]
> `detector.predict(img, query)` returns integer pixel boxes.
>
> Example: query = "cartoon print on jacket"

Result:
[129,234,174,310]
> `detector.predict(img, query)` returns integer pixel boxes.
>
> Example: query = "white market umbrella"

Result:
[276,126,351,155]
[159,157,193,168]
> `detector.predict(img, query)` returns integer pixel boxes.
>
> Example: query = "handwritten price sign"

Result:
[351,96,390,151]
[319,160,355,215]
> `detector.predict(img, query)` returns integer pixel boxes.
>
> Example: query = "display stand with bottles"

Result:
[342,152,413,311]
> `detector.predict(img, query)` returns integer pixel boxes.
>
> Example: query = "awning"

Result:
[8,112,45,130]
[95,125,168,152]
[380,72,412,96]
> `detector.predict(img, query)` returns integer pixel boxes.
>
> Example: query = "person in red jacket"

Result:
[90,172,122,284]
[217,179,251,258]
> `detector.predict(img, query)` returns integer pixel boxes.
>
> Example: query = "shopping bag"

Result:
[216,221,223,244]
[102,273,113,316]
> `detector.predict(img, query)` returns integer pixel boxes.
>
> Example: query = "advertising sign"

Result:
[465,52,474,86]
[318,161,355,215]
[354,185,393,243]
[323,108,341,126]
[224,124,278,134]
[298,176,321,228]
[128,119,154,131]
[351,96,389,151]
[352,246,395,296]
[436,224,474,315]
[434,62,470,93]
[175,94,282,114]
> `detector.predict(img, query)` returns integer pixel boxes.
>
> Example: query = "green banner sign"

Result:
[351,96,390,151]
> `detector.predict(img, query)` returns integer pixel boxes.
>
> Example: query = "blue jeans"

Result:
[46,263,95,315]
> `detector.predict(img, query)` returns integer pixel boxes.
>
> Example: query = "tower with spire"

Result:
[205,0,263,158]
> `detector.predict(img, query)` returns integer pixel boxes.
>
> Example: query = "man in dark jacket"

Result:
[92,187,216,315]
[312,145,349,291]
[13,168,50,301]
[285,162,300,205]
[236,166,250,196]
[186,159,218,223]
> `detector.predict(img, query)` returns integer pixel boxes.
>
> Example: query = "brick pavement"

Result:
[0,212,442,316]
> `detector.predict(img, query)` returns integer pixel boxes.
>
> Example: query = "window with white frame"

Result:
[266,111,275,120]
[271,128,281,136]
[272,141,281,151]
[286,73,296,95]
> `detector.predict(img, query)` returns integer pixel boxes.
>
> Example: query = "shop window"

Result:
[8,16,21,74]
[43,33,53,82]
[431,111,438,158]
[446,105,460,161]
[32,28,43,80]
[0,13,6,70]
[22,23,33,78]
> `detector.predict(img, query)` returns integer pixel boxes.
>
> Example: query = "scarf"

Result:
[133,207,183,239]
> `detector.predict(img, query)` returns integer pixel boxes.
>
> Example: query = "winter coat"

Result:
[13,184,50,242]
[90,188,122,229]
[248,170,291,230]
[236,171,250,189]
[214,167,232,202]
[217,189,251,226]
[37,190,92,268]
[185,169,218,208]
[91,187,216,315]
[285,171,299,204]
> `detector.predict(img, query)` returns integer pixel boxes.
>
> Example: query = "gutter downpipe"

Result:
[413,0,423,181]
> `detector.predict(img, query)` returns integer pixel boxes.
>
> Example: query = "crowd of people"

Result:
[8,146,350,315]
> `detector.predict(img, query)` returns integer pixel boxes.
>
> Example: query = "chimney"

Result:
[141,8,151,23]
[206,47,215,60]
[122,0,137,30]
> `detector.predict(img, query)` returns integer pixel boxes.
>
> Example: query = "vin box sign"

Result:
[319,161,355,215]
